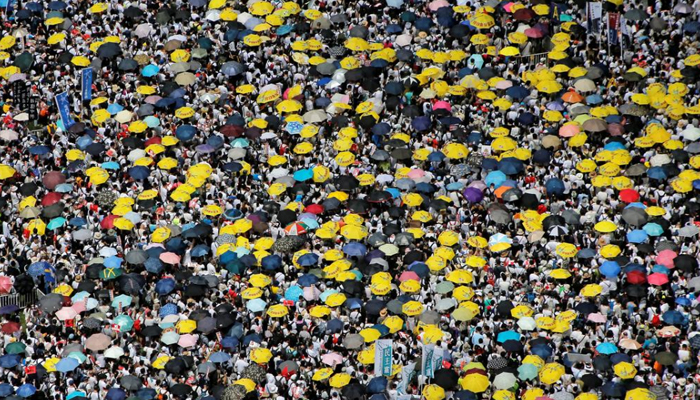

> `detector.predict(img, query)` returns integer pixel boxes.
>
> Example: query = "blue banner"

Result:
[81,68,93,101]
[55,92,75,129]
[374,339,393,376]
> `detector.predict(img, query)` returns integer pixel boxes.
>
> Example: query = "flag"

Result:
[422,344,435,378]
[397,362,416,395]
[374,339,393,377]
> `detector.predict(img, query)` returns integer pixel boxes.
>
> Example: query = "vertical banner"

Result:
[608,12,620,45]
[81,68,93,101]
[55,92,75,129]
[587,2,602,33]
[431,348,445,371]
[396,362,416,395]
[374,339,393,377]
[422,344,435,378]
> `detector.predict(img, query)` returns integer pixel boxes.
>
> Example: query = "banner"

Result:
[374,339,393,376]
[396,362,416,395]
[422,344,435,378]
[55,92,75,129]
[587,2,602,33]
[81,68,93,101]
[608,12,620,45]
[432,347,445,372]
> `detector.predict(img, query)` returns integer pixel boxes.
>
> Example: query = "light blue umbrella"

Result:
[517,363,538,380]
[47,217,66,230]
[113,314,134,332]
[107,104,123,115]
[102,161,120,170]
[496,330,521,343]
[596,342,619,354]
[142,64,159,77]
[209,352,231,363]
[299,218,319,229]
[67,352,87,363]
[285,286,303,301]
[112,294,132,309]
[67,391,86,400]
[246,299,267,313]
[71,291,90,303]
[160,331,179,345]
[626,229,648,243]
[104,256,123,269]
[54,183,74,193]
[294,169,314,182]
[643,222,664,236]
[231,138,249,148]
[485,170,506,188]
[144,116,160,127]
[320,289,339,302]
[55,357,79,372]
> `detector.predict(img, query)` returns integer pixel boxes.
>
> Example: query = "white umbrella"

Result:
[13,113,28,121]
[268,168,290,179]
[123,212,142,224]
[493,372,517,390]
[517,316,536,330]
[395,34,412,47]
[260,132,277,140]
[104,346,125,359]
[650,154,671,167]
[128,149,147,162]
[134,23,153,38]
[99,247,118,257]
[228,148,246,160]
[0,129,18,140]
[115,110,133,123]
[682,126,700,141]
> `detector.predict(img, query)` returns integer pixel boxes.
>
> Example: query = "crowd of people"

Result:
[1,0,700,399]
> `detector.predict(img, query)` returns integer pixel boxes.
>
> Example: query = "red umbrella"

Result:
[221,125,243,137]
[41,192,63,206]
[524,27,545,38]
[305,204,325,214]
[0,276,12,294]
[626,270,647,284]
[42,171,66,190]
[656,249,677,269]
[619,189,640,203]
[399,271,420,281]
[145,136,162,146]
[100,215,119,229]
[1,322,20,334]
[513,8,536,20]
[648,273,669,286]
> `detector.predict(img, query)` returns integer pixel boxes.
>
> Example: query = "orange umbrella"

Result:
[494,185,513,199]
[561,91,583,103]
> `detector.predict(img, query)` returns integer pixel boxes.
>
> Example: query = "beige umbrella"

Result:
[85,333,111,351]
[133,54,150,65]
[541,135,562,149]
[175,72,196,86]
[303,110,328,123]
[573,78,596,92]
[582,118,607,132]
[420,88,436,99]
[115,110,134,123]
[163,40,182,52]
[171,62,190,74]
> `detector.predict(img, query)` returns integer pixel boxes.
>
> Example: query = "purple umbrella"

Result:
[196,144,215,154]
[463,187,484,203]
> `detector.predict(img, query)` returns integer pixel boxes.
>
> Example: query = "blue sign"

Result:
[55,92,75,129]
[81,68,93,101]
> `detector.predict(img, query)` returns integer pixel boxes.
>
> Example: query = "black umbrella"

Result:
[654,351,678,366]
[121,375,143,391]
[97,42,122,59]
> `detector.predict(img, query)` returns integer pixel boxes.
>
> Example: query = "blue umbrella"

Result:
[326,318,344,333]
[586,94,603,104]
[16,384,36,398]
[662,310,685,325]
[506,85,529,100]
[47,0,66,9]
[284,286,303,301]
[652,265,669,274]
[221,336,239,349]
[176,125,197,141]
[27,261,51,277]
[0,384,14,397]
[105,256,123,269]
[69,217,87,227]
[343,242,367,256]
[101,161,120,170]
[625,202,647,209]
[0,354,20,368]
[446,182,464,191]
[155,278,176,295]
[497,330,521,343]
[498,157,524,175]
[107,104,124,115]
[408,262,429,278]
[209,352,231,363]
[112,294,132,308]
[276,24,293,35]
[647,166,667,180]
[643,222,664,236]
[518,363,538,380]
[56,357,80,372]
[191,244,210,257]
[626,229,648,243]
[415,17,433,31]
[105,388,126,400]
[531,344,553,359]
[47,217,67,230]
[298,274,319,287]
[243,333,262,346]
[29,145,50,155]
[481,158,498,170]
[427,151,446,162]
[610,353,632,365]
[297,253,319,266]
[545,178,565,196]
[604,141,626,151]
[54,183,73,193]
[467,54,484,69]
[159,303,178,317]
[261,255,282,270]
[485,171,507,188]
[145,257,163,273]
[677,297,692,306]
[129,166,150,180]
[293,169,314,182]
[246,299,267,313]
[136,389,157,400]
[518,112,536,126]
[114,315,134,332]
[599,261,621,277]
[411,116,431,131]
[532,149,551,164]
[141,64,160,77]
[367,377,388,394]
[596,342,619,354]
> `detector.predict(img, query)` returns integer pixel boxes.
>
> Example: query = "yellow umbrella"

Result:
[470,33,490,45]
[539,363,565,384]
[446,270,473,284]
[383,316,404,333]
[625,388,655,400]
[236,85,256,95]
[438,230,460,246]
[467,236,487,248]
[249,1,274,15]
[175,107,195,119]
[293,142,314,154]
[511,304,534,319]
[646,206,666,216]
[442,143,469,159]
[114,218,135,231]
[43,357,60,372]
[537,80,563,93]
[335,152,355,166]
[152,227,171,243]
[465,256,487,268]
[45,17,65,25]
[47,32,66,45]
[267,304,289,318]
[402,301,424,316]
[250,348,273,364]
[329,373,351,388]
[152,356,171,369]
[325,293,347,307]
[508,32,528,44]
[89,2,108,13]
[594,220,617,233]
[576,394,599,400]
[600,244,621,258]
[176,319,196,333]
[614,362,637,379]
[550,269,572,279]
[276,100,303,113]
[555,243,578,258]
[499,46,520,56]
[461,373,490,393]
[309,305,331,318]
[244,34,262,46]
[234,379,256,393]
[345,38,369,51]
[201,204,223,216]
[0,164,16,180]
[580,283,603,297]
[249,274,272,288]
[423,384,446,400]
[312,368,334,381]
[170,49,190,62]
[470,14,495,29]
[241,287,263,299]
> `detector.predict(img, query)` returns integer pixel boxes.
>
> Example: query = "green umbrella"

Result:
[67,351,87,363]
[47,217,66,230]
[113,314,134,332]
[435,281,455,294]
[5,342,26,354]
[13,52,33,72]
[100,267,123,280]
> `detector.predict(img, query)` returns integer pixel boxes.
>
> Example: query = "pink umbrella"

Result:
[525,28,545,38]
[399,271,420,282]
[0,276,12,294]
[587,313,607,323]
[648,273,670,286]
[56,306,78,321]
[303,286,320,301]
[495,80,513,90]
[72,301,87,314]
[407,169,425,179]
[656,250,677,269]
[468,180,487,191]
[502,2,516,11]
[428,0,449,10]
[178,334,198,347]
[321,352,344,366]
[433,101,452,113]
[559,124,580,137]
[144,95,163,104]
[160,252,181,265]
